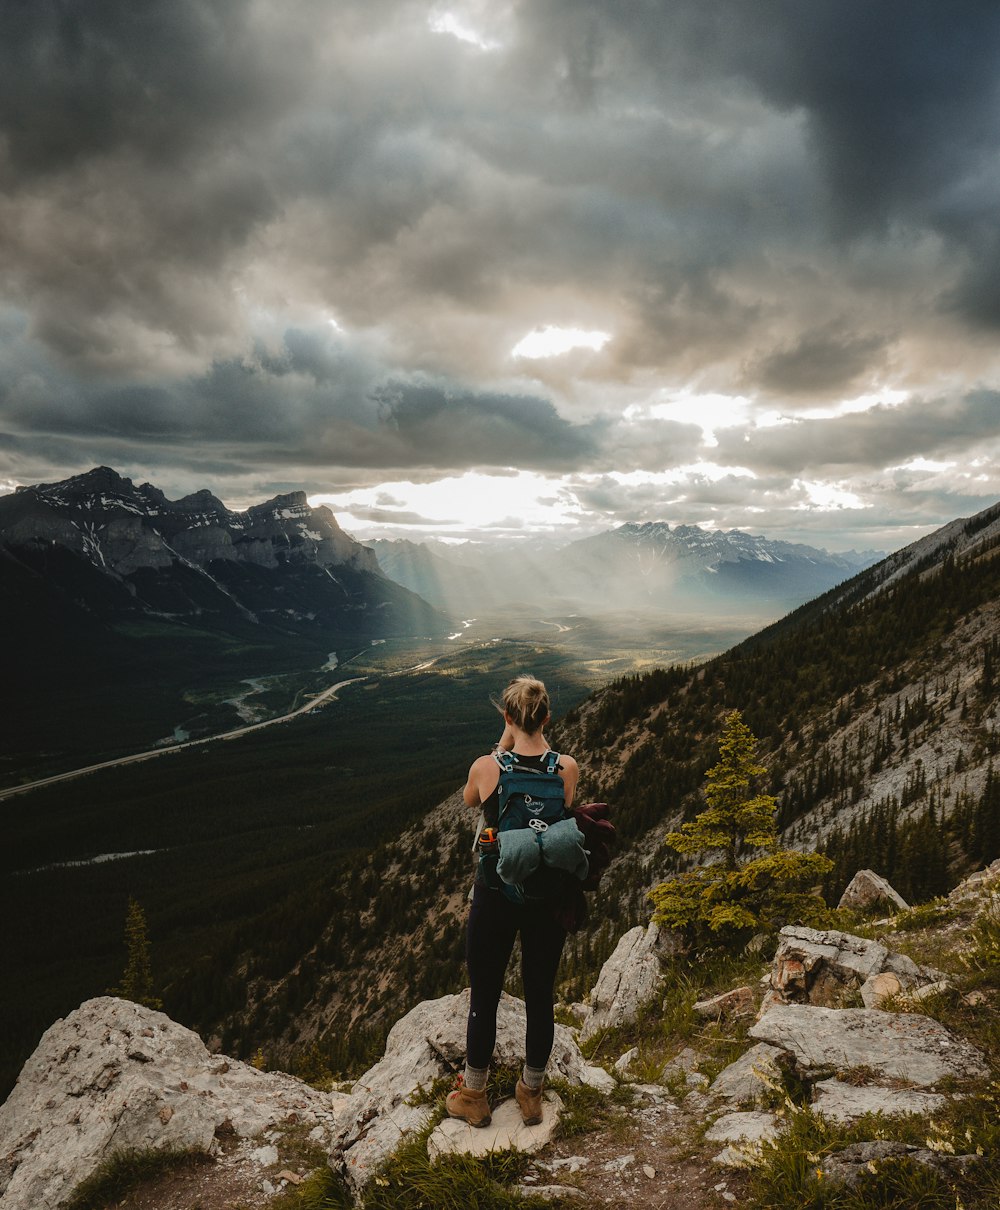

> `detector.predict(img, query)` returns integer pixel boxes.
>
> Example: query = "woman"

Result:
[446,675,579,1129]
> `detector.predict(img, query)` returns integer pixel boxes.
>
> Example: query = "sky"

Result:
[2,1,1000,551]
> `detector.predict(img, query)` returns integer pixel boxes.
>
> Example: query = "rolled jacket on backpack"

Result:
[496,818,590,886]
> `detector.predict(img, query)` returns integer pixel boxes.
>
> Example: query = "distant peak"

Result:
[174,488,227,512]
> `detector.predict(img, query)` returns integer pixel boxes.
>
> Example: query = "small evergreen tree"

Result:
[649,710,833,945]
[110,897,163,1010]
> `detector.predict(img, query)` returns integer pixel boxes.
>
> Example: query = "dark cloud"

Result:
[2,1,1000,545]
[715,391,1000,474]
[750,326,892,396]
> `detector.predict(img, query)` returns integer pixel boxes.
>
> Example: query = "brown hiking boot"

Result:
[445,1078,492,1128]
[515,1078,544,1126]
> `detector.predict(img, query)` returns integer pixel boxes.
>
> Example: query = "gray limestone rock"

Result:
[580,922,682,1042]
[709,1043,787,1107]
[705,1111,783,1145]
[427,1094,563,1160]
[749,1004,989,1086]
[707,1112,784,1167]
[838,870,909,913]
[818,1140,984,1189]
[811,1078,946,1122]
[0,997,344,1210]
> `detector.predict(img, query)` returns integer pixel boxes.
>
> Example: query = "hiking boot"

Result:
[515,1078,544,1126]
[446,1079,492,1128]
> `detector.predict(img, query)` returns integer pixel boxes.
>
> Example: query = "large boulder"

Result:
[763,926,938,1011]
[0,997,344,1210]
[749,1004,989,1086]
[838,870,909,914]
[333,989,603,1191]
[580,923,682,1042]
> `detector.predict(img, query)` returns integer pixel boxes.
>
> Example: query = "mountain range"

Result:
[0,467,447,777]
[0,466,444,636]
[367,524,882,618]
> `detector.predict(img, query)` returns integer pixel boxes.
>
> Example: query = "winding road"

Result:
[0,676,366,803]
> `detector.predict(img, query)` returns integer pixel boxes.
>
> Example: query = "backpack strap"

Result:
[493,748,517,772]
[544,750,561,775]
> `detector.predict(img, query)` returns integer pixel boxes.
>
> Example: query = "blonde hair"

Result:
[498,675,550,735]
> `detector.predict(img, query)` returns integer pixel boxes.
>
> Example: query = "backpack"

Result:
[478,749,572,904]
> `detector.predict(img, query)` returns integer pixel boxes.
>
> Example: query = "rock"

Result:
[706,1112,783,1167]
[642,1163,656,1178]
[539,1155,589,1173]
[693,986,754,1020]
[602,1154,636,1172]
[278,1169,303,1184]
[580,1064,617,1093]
[766,926,938,1010]
[963,989,987,1007]
[0,997,345,1210]
[580,923,682,1042]
[706,1111,782,1145]
[632,1083,674,1104]
[519,1184,582,1200]
[250,1144,279,1166]
[947,857,1000,906]
[709,1043,787,1107]
[811,1079,946,1122]
[749,1004,990,1086]
[906,980,952,1003]
[427,1094,563,1160]
[660,1047,704,1078]
[838,870,909,913]
[860,971,902,1008]
[614,1047,639,1076]
[334,989,593,1190]
[818,1140,985,1189]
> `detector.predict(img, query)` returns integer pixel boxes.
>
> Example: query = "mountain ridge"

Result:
[368,522,884,617]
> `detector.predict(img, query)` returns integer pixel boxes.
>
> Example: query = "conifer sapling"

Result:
[649,710,832,944]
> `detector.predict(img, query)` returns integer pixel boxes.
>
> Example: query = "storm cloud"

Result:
[2,1,1000,547]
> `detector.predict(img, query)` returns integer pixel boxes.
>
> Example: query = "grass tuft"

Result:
[63,1147,209,1210]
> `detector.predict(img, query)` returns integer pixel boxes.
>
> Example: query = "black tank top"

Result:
[481,751,560,829]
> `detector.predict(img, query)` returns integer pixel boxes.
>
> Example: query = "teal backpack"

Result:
[478,749,570,904]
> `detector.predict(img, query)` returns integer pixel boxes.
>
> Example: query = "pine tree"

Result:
[649,710,833,945]
[111,897,163,1010]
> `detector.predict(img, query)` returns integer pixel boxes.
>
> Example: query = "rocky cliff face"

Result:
[0,466,446,639]
[2,466,379,577]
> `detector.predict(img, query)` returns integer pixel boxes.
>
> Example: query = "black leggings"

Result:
[465,882,567,1071]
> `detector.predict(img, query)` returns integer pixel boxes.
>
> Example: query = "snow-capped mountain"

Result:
[0,466,446,636]
[369,522,883,617]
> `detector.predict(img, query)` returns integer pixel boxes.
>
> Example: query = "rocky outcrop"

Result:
[748,1003,989,1085]
[837,870,909,913]
[580,922,682,1042]
[761,925,940,1012]
[333,989,608,1191]
[0,998,344,1210]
